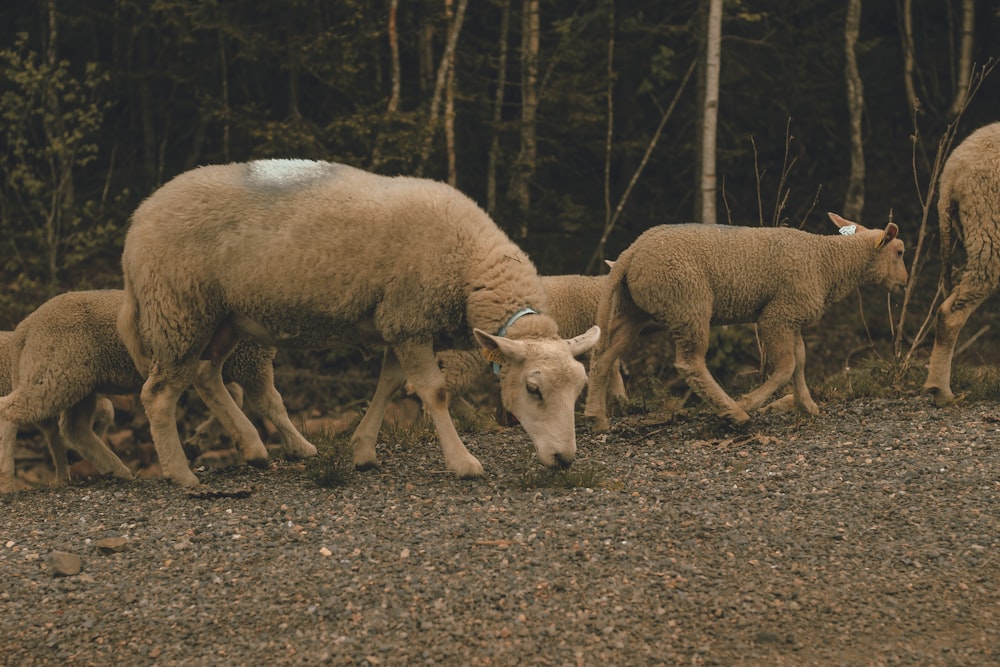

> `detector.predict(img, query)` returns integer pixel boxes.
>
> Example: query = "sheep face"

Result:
[828,213,908,292]
[475,326,600,469]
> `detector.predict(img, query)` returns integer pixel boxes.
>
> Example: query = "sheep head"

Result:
[474,325,600,469]
[828,212,908,293]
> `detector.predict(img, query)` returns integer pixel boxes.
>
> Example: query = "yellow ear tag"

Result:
[482,348,506,366]
[875,231,888,249]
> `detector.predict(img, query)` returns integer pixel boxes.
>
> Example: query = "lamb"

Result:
[584,213,908,429]
[0,331,118,492]
[437,272,626,401]
[0,290,316,491]
[923,122,1000,406]
[117,159,599,486]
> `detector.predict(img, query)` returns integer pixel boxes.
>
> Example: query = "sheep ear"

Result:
[567,325,600,357]
[876,222,899,249]
[828,212,869,233]
[604,259,616,269]
[474,328,527,364]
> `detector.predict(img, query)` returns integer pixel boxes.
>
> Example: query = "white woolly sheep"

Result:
[0,331,118,492]
[0,290,316,491]
[584,214,908,429]
[118,159,600,486]
[437,273,626,401]
[924,122,1000,406]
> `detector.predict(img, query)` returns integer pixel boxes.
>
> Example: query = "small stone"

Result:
[47,551,82,577]
[95,537,127,554]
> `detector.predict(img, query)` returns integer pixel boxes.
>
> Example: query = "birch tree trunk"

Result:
[444,0,458,186]
[697,0,722,225]
[414,0,468,177]
[900,0,918,117]
[949,0,975,117]
[509,0,539,239]
[486,0,511,215]
[843,0,865,220]
[370,0,400,171]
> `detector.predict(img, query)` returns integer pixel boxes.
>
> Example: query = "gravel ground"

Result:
[1,395,998,666]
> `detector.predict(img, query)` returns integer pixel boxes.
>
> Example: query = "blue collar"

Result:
[491,307,538,375]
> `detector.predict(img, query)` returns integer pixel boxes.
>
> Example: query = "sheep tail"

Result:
[938,175,958,294]
[118,272,151,376]
[593,253,629,356]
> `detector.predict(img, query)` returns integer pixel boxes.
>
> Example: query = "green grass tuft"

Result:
[516,463,606,490]
[304,428,356,489]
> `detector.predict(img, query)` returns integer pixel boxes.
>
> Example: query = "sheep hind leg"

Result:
[395,341,484,478]
[0,419,16,492]
[924,282,993,407]
[185,383,244,458]
[351,348,407,471]
[37,418,70,484]
[584,317,644,431]
[193,360,270,466]
[142,363,200,487]
[60,393,133,481]
[760,332,818,416]
[673,331,749,426]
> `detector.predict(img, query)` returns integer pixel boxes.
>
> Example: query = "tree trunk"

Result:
[444,0,457,186]
[44,0,70,290]
[370,0,401,171]
[900,0,918,117]
[696,0,722,225]
[843,0,865,220]
[949,0,975,117]
[414,0,468,177]
[486,0,511,215]
[509,0,539,239]
[602,1,615,256]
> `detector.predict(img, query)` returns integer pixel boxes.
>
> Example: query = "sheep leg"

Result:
[37,418,71,485]
[192,360,270,465]
[240,371,318,459]
[584,316,644,431]
[924,282,993,406]
[737,325,797,413]
[60,393,133,480]
[142,363,200,487]
[185,383,244,457]
[0,418,19,493]
[760,331,818,415]
[673,327,749,425]
[351,348,406,470]
[395,340,484,478]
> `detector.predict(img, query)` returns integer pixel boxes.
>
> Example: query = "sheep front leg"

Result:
[925,282,993,406]
[142,363,200,487]
[761,331,819,415]
[0,418,18,493]
[60,393,134,481]
[193,360,270,465]
[673,328,749,425]
[395,341,484,478]
[737,325,797,414]
[351,348,406,470]
[239,368,317,460]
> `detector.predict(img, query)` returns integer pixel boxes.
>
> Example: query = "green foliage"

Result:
[304,428,356,489]
[947,365,1000,403]
[817,356,925,401]
[517,463,606,491]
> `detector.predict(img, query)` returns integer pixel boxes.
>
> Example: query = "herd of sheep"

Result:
[1,121,998,493]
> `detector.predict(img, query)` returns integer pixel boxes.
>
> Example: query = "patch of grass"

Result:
[516,463,606,491]
[384,415,438,448]
[817,356,925,400]
[950,364,1000,402]
[304,428,356,489]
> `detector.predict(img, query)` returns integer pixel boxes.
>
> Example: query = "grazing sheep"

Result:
[0,331,117,492]
[118,159,599,486]
[924,122,1000,406]
[0,290,315,491]
[437,273,626,401]
[584,214,908,429]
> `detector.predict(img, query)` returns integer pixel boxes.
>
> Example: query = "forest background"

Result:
[1,0,999,401]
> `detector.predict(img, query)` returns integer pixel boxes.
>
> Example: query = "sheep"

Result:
[923,122,1000,406]
[584,213,908,429]
[117,159,600,486]
[0,290,316,491]
[0,331,118,492]
[436,272,626,403]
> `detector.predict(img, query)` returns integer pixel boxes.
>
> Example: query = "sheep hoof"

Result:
[722,408,751,426]
[449,456,484,479]
[168,469,201,487]
[923,384,955,408]
[285,442,318,459]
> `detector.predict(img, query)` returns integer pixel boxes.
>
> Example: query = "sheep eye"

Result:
[526,382,542,399]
